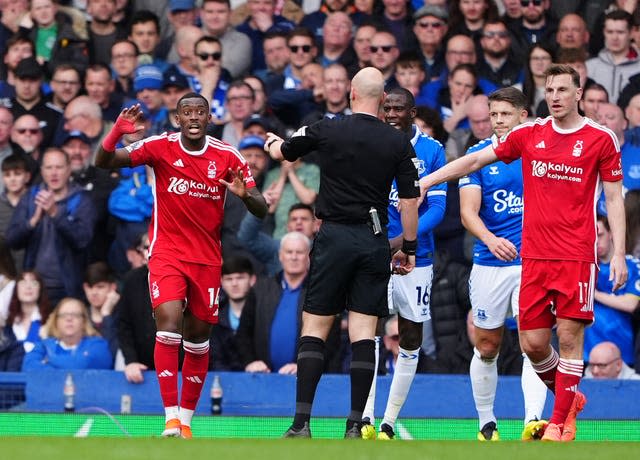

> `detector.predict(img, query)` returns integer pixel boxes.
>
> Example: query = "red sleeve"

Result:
[226,148,256,189]
[492,124,529,164]
[599,135,623,182]
[125,135,164,167]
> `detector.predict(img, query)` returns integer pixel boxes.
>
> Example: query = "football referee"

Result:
[265,67,420,438]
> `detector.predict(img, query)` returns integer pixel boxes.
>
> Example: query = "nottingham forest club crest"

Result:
[208,161,217,179]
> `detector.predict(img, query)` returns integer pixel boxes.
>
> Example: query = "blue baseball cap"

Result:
[134,65,163,92]
[238,135,266,150]
[60,130,91,146]
[169,0,195,11]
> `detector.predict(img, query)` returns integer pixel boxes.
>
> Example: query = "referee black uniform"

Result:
[281,113,420,317]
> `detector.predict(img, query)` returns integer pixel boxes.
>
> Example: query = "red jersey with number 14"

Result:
[493,117,622,263]
[126,132,255,266]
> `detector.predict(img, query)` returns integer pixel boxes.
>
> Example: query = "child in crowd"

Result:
[395,51,426,98]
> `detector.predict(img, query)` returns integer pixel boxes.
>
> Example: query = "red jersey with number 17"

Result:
[126,132,255,266]
[493,117,622,263]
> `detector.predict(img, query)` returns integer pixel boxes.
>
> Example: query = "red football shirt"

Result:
[493,117,622,263]
[126,132,256,265]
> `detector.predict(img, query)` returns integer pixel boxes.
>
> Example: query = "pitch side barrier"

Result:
[1,371,639,419]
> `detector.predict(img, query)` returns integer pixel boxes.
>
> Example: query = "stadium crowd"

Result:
[0,0,639,388]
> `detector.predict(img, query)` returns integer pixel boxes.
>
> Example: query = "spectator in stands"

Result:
[352,22,377,75]
[369,29,401,90]
[586,10,640,104]
[6,148,96,305]
[585,341,640,379]
[117,232,155,383]
[154,66,192,134]
[447,0,500,48]
[300,63,352,126]
[583,215,639,367]
[381,314,400,374]
[84,63,124,122]
[580,83,609,120]
[236,231,341,374]
[127,10,167,71]
[412,5,448,83]
[110,39,139,98]
[157,0,198,60]
[318,12,358,74]
[0,108,12,169]
[193,36,232,123]
[200,0,253,78]
[10,57,61,150]
[10,115,44,170]
[277,27,318,91]
[236,0,296,73]
[22,296,112,370]
[416,34,498,108]
[0,237,17,324]
[507,0,557,60]
[373,0,418,53]
[5,270,51,353]
[23,0,89,74]
[445,93,492,162]
[210,256,256,370]
[556,47,595,96]
[0,154,31,269]
[598,103,640,192]
[130,65,167,128]
[268,62,324,128]
[0,35,35,100]
[86,0,127,66]
[415,105,448,144]
[394,51,426,97]
[62,95,113,156]
[165,25,202,80]
[216,80,255,146]
[83,261,119,356]
[477,19,524,88]
[300,0,367,46]
[255,31,290,91]
[555,13,590,54]
[0,318,23,371]
[625,94,640,129]
[239,202,318,276]
[521,43,553,118]
[46,64,82,114]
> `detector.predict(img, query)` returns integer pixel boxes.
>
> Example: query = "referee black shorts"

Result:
[304,221,391,317]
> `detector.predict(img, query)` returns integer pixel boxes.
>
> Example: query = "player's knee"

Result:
[476,339,500,359]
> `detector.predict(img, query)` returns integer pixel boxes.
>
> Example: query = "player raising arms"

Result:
[95,94,267,438]
[420,65,627,442]
[459,87,548,441]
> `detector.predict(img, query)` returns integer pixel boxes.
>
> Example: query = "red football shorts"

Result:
[148,252,221,324]
[519,259,597,330]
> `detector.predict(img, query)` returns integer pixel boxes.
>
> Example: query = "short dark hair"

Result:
[86,63,113,79]
[127,10,160,36]
[396,50,423,69]
[1,153,29,172]
[194,36,222,53]
[227,80,255,100]
[288,202,314,216]
[84,261,115,285]
[584,82,609,100]
[177,92,210,111]
[556,47,588,64]
[386,87,416,108]
[450,62,478,81]
[222,256,255,276]
[488,87,528,111]
[604,9,634,30]
[4,34,34,55]
[544,64,581,89]
[287,27,316,45]
[111,39,139,56]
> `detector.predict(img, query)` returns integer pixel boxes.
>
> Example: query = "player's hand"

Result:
[245,360,271,373]
[486,236,518,262]
[114,104,146,135]
[124,362,148,383]
[609,253,628,291]
[391,251,415,275]
[278,363,297,375]
[220,167,248,198]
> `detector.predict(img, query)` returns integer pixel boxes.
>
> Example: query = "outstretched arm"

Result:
[420,144,498,196]
[95,104,146,170]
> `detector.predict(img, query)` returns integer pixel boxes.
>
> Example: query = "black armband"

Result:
[402,239,417,256]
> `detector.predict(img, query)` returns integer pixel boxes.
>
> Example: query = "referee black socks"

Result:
[348,339,376,428]
[292,336,326,430]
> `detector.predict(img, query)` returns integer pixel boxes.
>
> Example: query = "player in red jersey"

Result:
[419,65,627,442]
[95,93,267,438]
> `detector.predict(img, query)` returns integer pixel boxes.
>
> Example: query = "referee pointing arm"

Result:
[266,67,420,438]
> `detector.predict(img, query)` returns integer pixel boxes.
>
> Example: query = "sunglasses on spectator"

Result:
[520,0,542,6]
[289,45,312,53]
[417,21,445,29]
[16,128,39,134]
[370,45,396,53]
[197,52,222,61]
[483,31,510,39]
